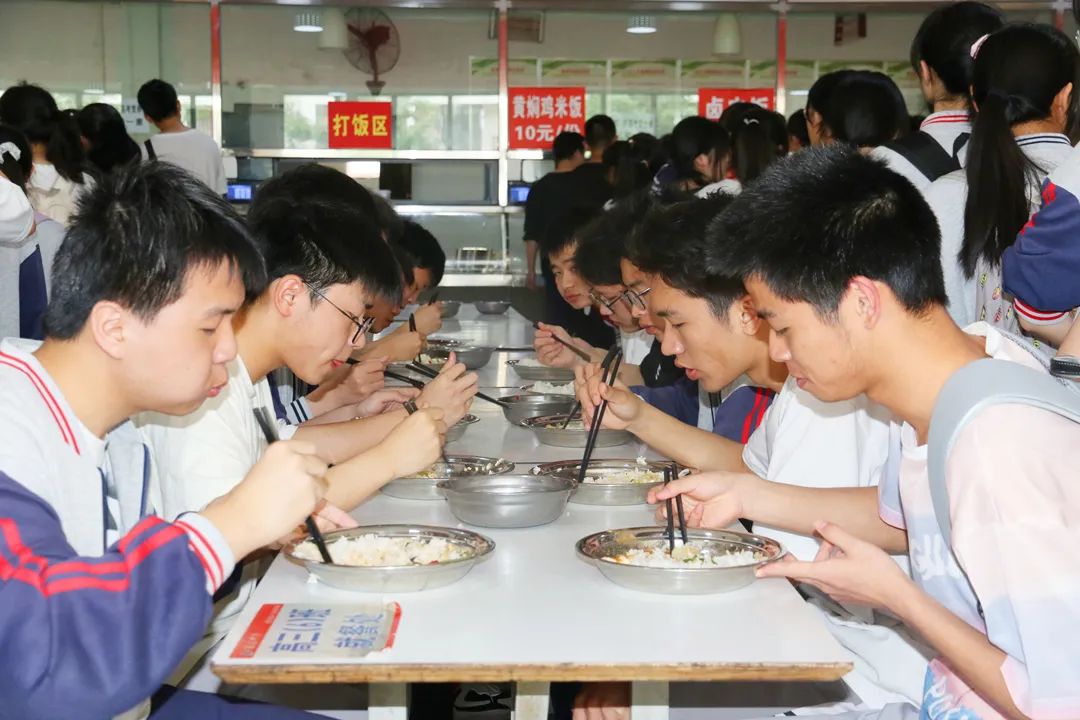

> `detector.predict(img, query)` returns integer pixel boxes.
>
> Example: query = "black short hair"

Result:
[542,205,600,259]
[371,192,405,244]
[806,70,854,117]
[43,162,265,339]
[393,243,415,290]
[910,2,1005,100]
[137,79,180,123]
[251,163,377,220]
[820,71,909,148]
[629,195,745,319]
[669,116,729,186]
[574,193,655,286]
[397,220,446,286]
[709,145,947,320]
[584,115,617,150]
[553,131,585,162]
[248,167,403,303]
[787,109,810,147]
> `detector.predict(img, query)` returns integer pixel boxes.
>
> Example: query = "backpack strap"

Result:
[144,138,157,161]
[882,130,960,182]
[928,358,1080,546]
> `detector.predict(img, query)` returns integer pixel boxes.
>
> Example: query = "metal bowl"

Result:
[506,359,576,382]
[418,345,493,371]
[439,301,461,319]
[499,393,576,425]
[520,414,633,449]
[474,300,511,315]
[285,524,495,593]
[521,381,576,396]
[445,413,480,443]
[383,455,516,500]
[577,527,785,595]
[438,474,573,528]
[425,337,464,352]
[532,459,667,506]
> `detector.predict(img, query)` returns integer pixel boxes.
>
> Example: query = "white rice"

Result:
[294,534,470,567]
[516,357,544,367]
[583,469,663,485]
[601,541,762,569]
[545,419,585,430]
[530,381,575,395]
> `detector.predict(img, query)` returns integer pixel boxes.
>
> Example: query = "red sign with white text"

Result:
[508,87,586,150]
[697,89,775,121]
[328,101,393,149]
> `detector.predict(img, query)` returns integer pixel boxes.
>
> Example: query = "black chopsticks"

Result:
[562,344,620,429]
[531,322,591,362]
[427,292,440,305]
[384,368,426,389]
[405,361,509,408]
[574,346,623,485]
[663,462,688,551]
[408,312,417,333]
[252,407,334,565]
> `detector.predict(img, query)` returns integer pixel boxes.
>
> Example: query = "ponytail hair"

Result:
[0,83,87,184]
[731,107,788,184]
[961,23,1080,278]
[0,124,33,192]
[669,116,730,187]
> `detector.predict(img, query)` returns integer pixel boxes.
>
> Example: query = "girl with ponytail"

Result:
[926,23,1078,335]
[0,83,91,225]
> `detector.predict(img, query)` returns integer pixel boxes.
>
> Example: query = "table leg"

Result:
[513,681,551,720]
[369,682,408,720]
[631,681,669,720]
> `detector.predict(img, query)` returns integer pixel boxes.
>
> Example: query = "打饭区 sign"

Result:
[328,101,393,149]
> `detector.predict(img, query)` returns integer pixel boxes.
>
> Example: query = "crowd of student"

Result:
[0,1,1078,718]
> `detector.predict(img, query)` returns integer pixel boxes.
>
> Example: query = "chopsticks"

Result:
[574,347,623,485]
[408,312,417,333]
[664,462,688,551]
[532,322,591,362]
[252,407,334,565]
[405,361,510,408]
[427,292,440,305]
[561,344,620,429]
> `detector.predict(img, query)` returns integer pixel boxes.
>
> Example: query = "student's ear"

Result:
[271,274,306,318]
[846,276,882,328]
[88,301,131,360]
[1052,82,1073,129]
[735,295,761,336]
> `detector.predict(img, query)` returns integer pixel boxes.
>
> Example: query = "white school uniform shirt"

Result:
[871,110,972,194]
[619,328,652,366]
[742,379,930,706]
[926,133,1073,331]
[696,178,742,198]
[141,129,227,194]
[136,354,292,676]
[27,162,92,226]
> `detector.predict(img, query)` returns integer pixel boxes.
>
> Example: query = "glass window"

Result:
[395,96,450,151]
[451,95,499,151]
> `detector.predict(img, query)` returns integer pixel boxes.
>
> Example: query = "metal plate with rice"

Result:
[532,458,667,505]
[520,414,633,449]
[286,524,495,593]
[506,359,575,382]
[577,527,785,595]
[382,455,515,500]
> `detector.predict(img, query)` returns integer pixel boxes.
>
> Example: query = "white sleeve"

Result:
[925,177,976,327]
[137,402,256,520]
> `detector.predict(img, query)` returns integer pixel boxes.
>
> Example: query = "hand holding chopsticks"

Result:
[563,345,620,429]
[252,407,335,564]
[665,462,688,549]
[531,322,592,363]
[405,360,509,408]
[574,346,624,485]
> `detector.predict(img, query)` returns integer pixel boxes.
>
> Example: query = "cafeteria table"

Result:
[212,306,853,718]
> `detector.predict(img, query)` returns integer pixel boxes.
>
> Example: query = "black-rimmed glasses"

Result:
[625,286,651,312]
[305,284,374,344]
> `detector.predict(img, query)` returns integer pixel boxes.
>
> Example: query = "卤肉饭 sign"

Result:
[697,89,775,121]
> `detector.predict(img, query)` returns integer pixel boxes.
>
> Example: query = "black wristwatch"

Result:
[403,399,419,415]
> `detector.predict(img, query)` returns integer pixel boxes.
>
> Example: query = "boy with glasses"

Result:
[137,167,479,693]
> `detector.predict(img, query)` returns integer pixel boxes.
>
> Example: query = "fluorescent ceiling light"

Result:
[626,15,658,34]
[294,12,323,33]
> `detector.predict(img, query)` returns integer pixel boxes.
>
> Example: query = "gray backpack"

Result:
[928,358,1080,547]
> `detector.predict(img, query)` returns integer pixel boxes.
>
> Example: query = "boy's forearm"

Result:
[292,409,406,464]
[628,403,747,472]
[617,364,644,387]
[324,446,397,510]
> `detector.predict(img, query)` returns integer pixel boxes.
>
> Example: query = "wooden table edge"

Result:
[211,661,853,685]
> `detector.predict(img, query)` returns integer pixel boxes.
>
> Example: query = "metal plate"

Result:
[438,474,573,528]
[532,458,667,506]
[383,455,516,500]
[498,393,576,425]
[506,359,575,382]
[520,414,633,449]
[576,527,785,595]
[285,524,495,593]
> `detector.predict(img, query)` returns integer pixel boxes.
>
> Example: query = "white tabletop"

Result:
[213,325,851,684]
[391,304,537,352]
